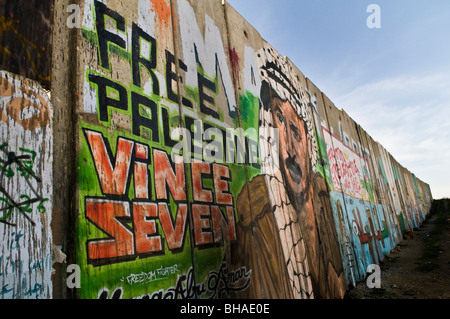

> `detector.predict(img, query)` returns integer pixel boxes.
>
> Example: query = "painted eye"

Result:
[290,123,301,141]
[277,113,285,125]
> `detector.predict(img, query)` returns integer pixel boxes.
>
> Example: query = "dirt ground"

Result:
[345,200,450,299]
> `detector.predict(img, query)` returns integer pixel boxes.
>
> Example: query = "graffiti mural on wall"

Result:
[228,43,347,299]
[75,0,433,299]
[78,0,348,299]
[323,128,373,202]
[82,127,240,262]
[320,125,396,285]
[0,71,53,299]
[318,119,428,288]
[78,0,257,299]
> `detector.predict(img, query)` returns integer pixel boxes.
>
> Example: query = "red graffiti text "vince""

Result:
[83,129,236,266]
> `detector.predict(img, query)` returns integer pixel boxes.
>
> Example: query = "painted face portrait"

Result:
[270,96,309,201]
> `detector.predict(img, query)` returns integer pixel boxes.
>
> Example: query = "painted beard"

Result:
[281,151,308,210]
[285,153,302,184]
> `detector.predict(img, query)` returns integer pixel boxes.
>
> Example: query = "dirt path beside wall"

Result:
[346,200,450,299]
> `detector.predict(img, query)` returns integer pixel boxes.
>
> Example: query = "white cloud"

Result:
[333,72,450,199]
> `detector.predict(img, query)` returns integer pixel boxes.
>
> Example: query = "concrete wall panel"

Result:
[74,0,196,299]
[0,71,53,299]
[171,0,254,299]
[34,0,435,299]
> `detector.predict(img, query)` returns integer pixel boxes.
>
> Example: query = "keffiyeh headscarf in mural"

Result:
[257,44,317,173]
[256,43,318,299]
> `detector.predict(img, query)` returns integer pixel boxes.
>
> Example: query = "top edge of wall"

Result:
[223,0,265,41]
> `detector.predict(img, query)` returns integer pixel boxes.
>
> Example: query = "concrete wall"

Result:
[0,0,433,299]
[0,1,54,299]
[0,1,53,89]
[0,71,53,299]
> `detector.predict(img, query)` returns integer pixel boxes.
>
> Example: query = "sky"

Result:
[226,0,450,199]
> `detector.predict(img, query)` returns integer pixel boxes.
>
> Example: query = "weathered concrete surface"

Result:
[0,1,53,89]
[64,0,432,299]
[0,71,53,299]
[49,0,77,300]
[0,0,433,299]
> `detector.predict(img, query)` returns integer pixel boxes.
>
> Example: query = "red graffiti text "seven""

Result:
[83,129,236,266]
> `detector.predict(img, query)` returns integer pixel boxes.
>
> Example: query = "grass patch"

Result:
[416,235,440,272]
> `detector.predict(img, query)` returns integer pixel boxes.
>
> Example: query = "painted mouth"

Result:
[285,154,302,184]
